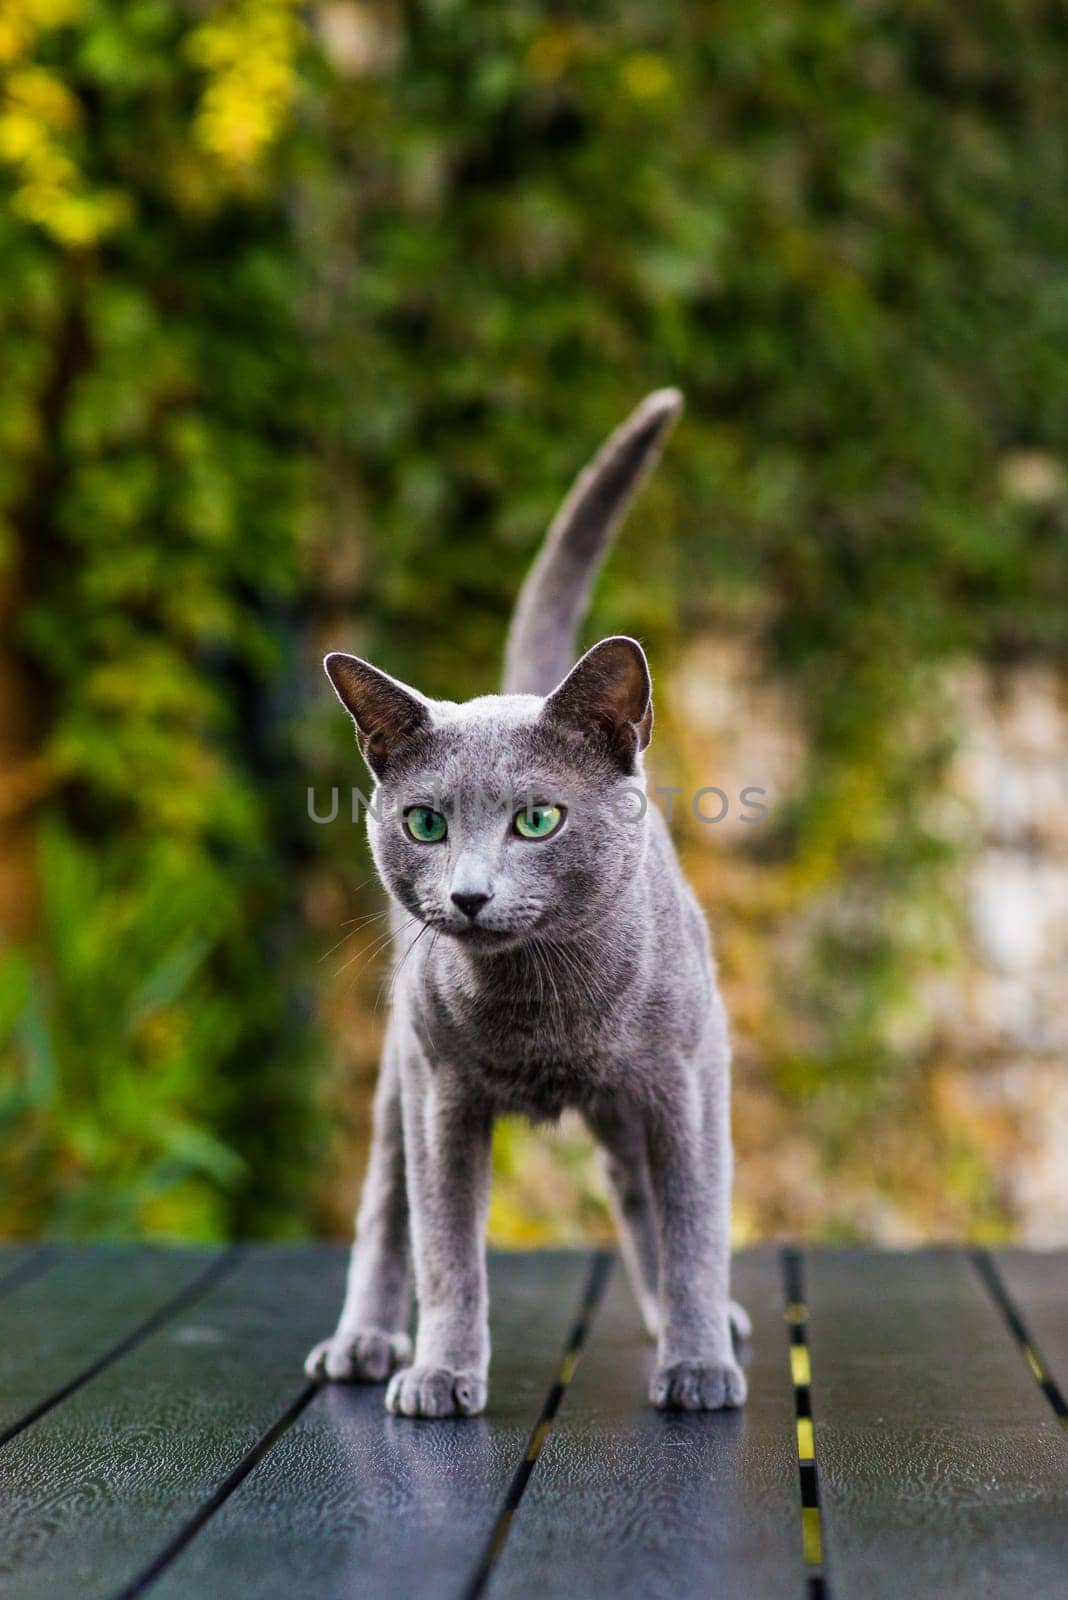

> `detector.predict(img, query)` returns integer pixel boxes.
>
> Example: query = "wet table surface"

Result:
[0,1244,1065,1600]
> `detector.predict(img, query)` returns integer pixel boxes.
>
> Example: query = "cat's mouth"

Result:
[438,918,534,950]
[448,922,519,943]
[414,903,545,948]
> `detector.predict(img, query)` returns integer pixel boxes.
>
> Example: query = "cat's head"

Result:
[326,638,653,950]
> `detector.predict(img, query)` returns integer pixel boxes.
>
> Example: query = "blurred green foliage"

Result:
[1,1,1066,1239]
[0,0,317,1235]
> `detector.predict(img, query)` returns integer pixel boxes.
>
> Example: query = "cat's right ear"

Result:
[324,653,431,777]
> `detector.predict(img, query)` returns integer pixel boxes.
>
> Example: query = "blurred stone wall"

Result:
[671,641,1067,1244]
[943,666,1068,1242]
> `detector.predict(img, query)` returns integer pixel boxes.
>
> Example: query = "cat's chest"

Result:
[464,1042,616,1120]
[415,980,620,1115]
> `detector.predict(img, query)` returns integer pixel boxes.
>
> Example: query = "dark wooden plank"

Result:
[0,1247,53,1298]
[0,1246,345,1600]
[805,1248,1068,1599]
[148,1250,596,1600]
[0,1246,228,1441]
[489,1250,803,1600]
[993,1248,1068,1405]
[0,1246,33,1281]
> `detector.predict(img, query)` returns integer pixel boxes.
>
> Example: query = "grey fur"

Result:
[503,387,683,695]
[306,391,747,1417]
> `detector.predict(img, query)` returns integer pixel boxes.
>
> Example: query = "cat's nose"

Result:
[451,890,492,921]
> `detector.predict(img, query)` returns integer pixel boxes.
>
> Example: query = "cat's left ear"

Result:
[542,636,653,771]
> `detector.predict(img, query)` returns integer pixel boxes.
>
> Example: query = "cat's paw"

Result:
[385,1364,487,1418]
[650,1357,748,1411]
[304,1329,412,1383]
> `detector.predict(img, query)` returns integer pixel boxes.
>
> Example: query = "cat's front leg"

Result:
[645,1051,746,1411]
[305,1037,412,1383]
[386,1052,493,1419]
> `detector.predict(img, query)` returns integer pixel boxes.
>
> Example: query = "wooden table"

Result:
[0,1245,1065,1599]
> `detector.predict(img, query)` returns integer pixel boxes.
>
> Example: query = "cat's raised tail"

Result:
[502,388,684,696]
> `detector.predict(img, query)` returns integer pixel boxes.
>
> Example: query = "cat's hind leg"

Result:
[585,1097,661,1338]
[305,1027,412,1382]
[645,1035,747,1411]
[587,1097,750,1346]
[729,1298,752,1342]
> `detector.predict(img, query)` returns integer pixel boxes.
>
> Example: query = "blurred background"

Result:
[1,0,1066,1247]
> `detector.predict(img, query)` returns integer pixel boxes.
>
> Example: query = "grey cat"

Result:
[306,390,748,1417]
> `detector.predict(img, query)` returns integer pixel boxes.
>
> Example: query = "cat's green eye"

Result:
[404,806,447,844]
[513,803,565,841]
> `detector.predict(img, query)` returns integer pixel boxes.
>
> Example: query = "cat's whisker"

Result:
[338,906,391,930]
[343,874,383,900]
[381,920,432,1013]
[319,907,392,963]
[532,936,563,1020]
[341,929,418,1003]
[527,937,546,1015]
[333,916,416,987]
[537,934,578,1011]
[332,928,393,981]
[552,938,602,1018]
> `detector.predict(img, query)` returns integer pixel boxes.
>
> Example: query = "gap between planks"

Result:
[971,1249,1068,1424]
[12,1243,1054,1600]
[793,1244,1068,1600]
[112,1382,322,1600]
[784,1250,831,1600]
[113,1248,612,1600]
[0,1249,240,1451]
[465,1249,614,1600]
